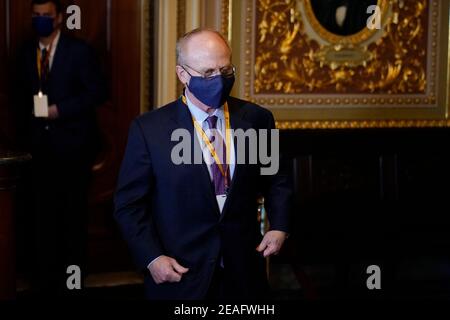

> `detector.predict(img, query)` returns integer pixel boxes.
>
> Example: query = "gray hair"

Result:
[176,27,232,66]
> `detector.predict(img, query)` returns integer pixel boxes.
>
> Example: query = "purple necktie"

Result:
[205,115,230,195]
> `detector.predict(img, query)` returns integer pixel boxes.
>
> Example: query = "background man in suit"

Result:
[114,28,291,300]
[15,0,106,296]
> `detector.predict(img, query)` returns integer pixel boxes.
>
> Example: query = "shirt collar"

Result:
[39,29,61,52]
[184,94,224,124]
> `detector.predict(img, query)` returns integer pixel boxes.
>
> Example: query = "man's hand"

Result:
[256,230,287,258]
[48,104,59,120]
[148,255,189,284]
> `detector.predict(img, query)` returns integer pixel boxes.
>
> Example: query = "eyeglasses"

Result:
[182,64,236,79]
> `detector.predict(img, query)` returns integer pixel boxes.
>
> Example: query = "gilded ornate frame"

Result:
[303,0,389,45]
[229,0,450,129]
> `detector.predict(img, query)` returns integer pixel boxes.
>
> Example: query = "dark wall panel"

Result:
[280,128,450,277]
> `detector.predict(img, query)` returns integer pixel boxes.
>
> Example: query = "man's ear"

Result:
[175,65,189,86]
[56,12,64,26]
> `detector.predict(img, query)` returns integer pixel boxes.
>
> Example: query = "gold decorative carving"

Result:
[177,0,186,39]
[176,0,187,96]
[229,0,449,128]
[140,0,152,113]
[221,0,231,40]
[254,0,430,95]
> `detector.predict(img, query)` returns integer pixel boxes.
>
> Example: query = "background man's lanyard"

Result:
[181,95,231,183]
[36,40,53,93]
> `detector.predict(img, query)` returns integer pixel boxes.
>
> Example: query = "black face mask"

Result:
[32,16,55,37]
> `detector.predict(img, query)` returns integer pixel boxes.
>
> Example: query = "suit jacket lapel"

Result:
[170,98,220,215]
[220,101,251,220]
[171,97,252,218]
[47,34,66,87]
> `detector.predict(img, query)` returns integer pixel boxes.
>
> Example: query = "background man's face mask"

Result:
[32,16,55,37]
[187,74,235,109]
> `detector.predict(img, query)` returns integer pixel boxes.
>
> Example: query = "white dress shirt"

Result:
[38,30,61,70]
[185,94,236,183]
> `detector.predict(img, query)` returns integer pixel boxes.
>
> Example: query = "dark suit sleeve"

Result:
[56,43,106,120]
[260,112,292,233]
[114,119,164,272]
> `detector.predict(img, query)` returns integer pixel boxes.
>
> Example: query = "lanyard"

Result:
[181,95,231,180]
[36,41,53,89]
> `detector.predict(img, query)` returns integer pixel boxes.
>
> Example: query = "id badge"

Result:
[33,91,49,118]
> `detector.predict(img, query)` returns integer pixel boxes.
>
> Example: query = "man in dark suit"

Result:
[114,28,291,300]
[15,0,106,296]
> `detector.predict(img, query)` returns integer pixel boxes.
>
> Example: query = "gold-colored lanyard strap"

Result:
[36,41,53,83]
[181,95,231,179]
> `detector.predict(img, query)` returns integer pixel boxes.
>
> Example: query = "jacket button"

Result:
[45,125,50,131]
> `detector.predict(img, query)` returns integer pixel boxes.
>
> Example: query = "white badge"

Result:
[33,91,49,118]
[216,194,227,213]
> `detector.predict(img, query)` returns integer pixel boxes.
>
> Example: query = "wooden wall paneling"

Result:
[8,0,32,54]
[111,0,142,150]
[378,154,399,203]
[86,0,144,272]
[65,0,122,272]
[0,171,15,299]
[78,0,143,272]
[0,0,9,146]
[4,0,35,147]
